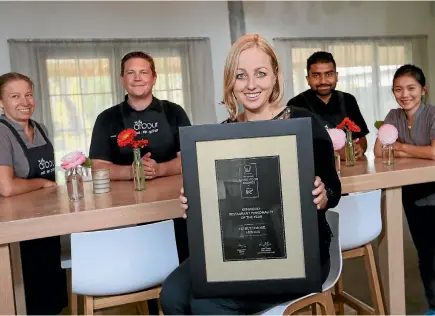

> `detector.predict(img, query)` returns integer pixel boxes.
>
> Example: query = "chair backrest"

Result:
[322,211,342,291]
[329,190,382,251]
[258,212,342,315]
[71,220,179,296]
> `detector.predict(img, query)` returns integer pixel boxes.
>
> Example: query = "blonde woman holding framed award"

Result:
[160,34,342,315]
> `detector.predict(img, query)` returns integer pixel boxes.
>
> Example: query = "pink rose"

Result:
[61,151,86,170]
[327,128,346,151]
[378,124,398,145]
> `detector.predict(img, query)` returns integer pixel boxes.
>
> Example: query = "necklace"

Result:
[243,106,287,122]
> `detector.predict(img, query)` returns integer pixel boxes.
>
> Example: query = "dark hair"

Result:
[0,72,33,100]
[306,51,336,74]
[393,64,426,87]
[121,51,156,76]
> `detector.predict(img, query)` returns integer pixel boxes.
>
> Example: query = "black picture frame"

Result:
[179,117,321,298]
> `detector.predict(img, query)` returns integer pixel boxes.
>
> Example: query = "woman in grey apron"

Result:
[0,72,67,314]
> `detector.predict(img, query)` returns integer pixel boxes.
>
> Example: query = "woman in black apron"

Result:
[0,72,67,314]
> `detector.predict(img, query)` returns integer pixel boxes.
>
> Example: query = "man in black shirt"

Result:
[287,51,369,160]
[89,51,191,180]
[89,51,191,266]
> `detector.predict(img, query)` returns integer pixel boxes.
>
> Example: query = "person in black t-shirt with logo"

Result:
[287,51,370,160]
[89,51,191,266]
[89,51,191,180]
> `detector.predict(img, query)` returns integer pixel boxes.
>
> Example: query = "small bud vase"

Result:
[66,167,84,201]
[382,144,395,166]
[345,130,355,167]
[132,148,146,191]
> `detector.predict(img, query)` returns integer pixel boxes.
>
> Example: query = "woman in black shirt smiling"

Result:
[160,34,341,315]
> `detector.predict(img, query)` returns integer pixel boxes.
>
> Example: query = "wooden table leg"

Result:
[379,187,406,314]
[0,244,16,314]
[10,243,26,315]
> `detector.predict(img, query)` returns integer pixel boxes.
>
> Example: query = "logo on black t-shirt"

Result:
[133,120,159,135]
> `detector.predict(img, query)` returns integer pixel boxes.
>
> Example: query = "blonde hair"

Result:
[223,34,284,120]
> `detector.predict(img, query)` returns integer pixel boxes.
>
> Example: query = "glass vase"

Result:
[66,167,84,201]
[345,130,355,167]
[334,151,341,175]
[132,148,146,191]
[382,144,395,166]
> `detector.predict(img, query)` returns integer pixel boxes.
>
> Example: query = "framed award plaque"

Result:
[179,118,322,298]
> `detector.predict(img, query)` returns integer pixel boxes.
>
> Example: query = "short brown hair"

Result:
[223,34,284,120]
[121,51,156,76]
[0,72,33,100]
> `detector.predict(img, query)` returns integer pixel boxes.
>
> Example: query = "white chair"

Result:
[260,211,342,315]
[67,220,179,315]
[329,190,385,315]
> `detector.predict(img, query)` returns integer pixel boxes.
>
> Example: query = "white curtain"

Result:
[274,36,429,155]
[8,38,216,167]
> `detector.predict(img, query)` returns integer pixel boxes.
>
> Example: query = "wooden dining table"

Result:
[0,157,435,314]
[0,175,184,315]
[339,157,435,315]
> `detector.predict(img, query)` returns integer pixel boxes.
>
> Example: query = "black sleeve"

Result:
[292,107,341,210]
[312,137,342,211]
[347,94,370,139]
[89,113,112,162]
[166,102,192,153]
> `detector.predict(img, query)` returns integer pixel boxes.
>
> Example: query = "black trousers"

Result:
[403,186,435,309]
[20,236,68,315]
[159,258,330,315]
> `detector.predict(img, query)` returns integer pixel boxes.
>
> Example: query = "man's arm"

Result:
[142,103,191,179]
[337,136,368,160]
[89,113,132,181]
[345,94,370,158]
[91,159,133,180]
[156,153,182,177]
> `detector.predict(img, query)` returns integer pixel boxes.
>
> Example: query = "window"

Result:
[45,54,186,164]
[46,58,114,163]
[153,56,184,107]
[275,37,428,156]
[9,38,216,182]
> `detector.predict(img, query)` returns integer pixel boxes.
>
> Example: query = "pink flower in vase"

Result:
[378,124,398,145]
[327,128,346,151]
[61,151,87,170]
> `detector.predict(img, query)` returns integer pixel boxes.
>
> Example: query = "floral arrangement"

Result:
[336,117,361,133]
[327,128,346,151]
[61,151,92,170]
[117,128,149,148]
[378,124,398,145]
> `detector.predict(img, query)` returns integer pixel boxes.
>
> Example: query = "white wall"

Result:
[244,1,435,102]
[0,1,232,122]
[1,1,435,121]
